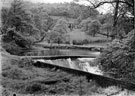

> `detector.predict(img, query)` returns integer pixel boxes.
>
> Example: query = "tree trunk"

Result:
[112,0,120,39]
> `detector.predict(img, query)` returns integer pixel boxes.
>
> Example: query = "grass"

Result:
[39,28,111,46]
[1,52,100,95]
[1,51,135,96]
[67,29,111,44]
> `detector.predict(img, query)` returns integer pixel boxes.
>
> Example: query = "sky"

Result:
[26,0,73,3]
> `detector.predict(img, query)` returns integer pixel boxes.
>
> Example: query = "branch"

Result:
[86,0,133,8]
[94,1,116,8]
[97,32,114,38]
[33,33,46,44]
[86,0,96,7]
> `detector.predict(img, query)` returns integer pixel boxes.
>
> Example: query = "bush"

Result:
[98,30,135,83]
[79,18,92,32]
[72,40,83,45]
[2,89,10,96]
[87,20,101,37]
[48,31,66,44]
[82,39,89,44]
[18,58,33,69]
[2,41,23,55]
[2,67,33,80]
[25,83,46,94]
[65,41,70,44]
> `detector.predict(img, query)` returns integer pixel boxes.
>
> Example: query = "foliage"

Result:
[98,30,135,83]
[31,8,54,33]
[87,20,101,36]
[2,41,23,55]
[47,19,68,44]
[1,0,34,51]
[79,17,92,31]
[68,2,81,18]
[25,82,47,94]
[53,19,68,34]
[79,5,99,20]
[2,89,10,96]
[78,18,101,37]
[74,0,134,39]
[1,0,55,52]
[74,7,99,28]
[101,23,113,38]
[48,31,65,44]
[2,53,100,95]
[1,0,33,34]
[18,58,33,69]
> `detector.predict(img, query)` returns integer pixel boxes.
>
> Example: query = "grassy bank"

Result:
[1,52,100,95]
[1,51,135,96]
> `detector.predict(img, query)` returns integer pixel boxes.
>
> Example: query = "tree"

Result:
[1,0,34,35]
[53,19,68,34]
[1,0,35,37]
[74,0,134,39]
[1,0,55,51]
[31,8,54,32]
[79,17,92,31]
[68,2,81,18]
[1,0,37,50]
[75,0,135,83]
[98,30,135,83]
[79,5,99,20]
[87,20,101,36]
[48,31,66,44]
[79,18,101,36]
[47,19,68,44]
[101,23,113,38]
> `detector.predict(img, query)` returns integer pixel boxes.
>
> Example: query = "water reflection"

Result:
[24,49,101,56]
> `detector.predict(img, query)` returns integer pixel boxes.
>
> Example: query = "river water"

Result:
[27,48,103,75]
[33,51,103,75]
[24,48,100,56]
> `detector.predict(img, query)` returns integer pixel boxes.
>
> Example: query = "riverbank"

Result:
[1,52,135,96]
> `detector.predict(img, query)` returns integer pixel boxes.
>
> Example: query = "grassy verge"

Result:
[1,52,100,95]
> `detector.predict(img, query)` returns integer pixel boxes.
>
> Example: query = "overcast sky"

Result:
[27,0,73,3]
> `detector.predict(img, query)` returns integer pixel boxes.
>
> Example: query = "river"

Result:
[32,51,103,75]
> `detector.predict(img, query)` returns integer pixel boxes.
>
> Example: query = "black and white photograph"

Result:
[0,0,135,95]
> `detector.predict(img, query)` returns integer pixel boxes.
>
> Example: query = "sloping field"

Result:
[67,29,111,43]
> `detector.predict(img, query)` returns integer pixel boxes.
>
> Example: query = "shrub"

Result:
[87,20,101,37]
[72,40,83,45]
[2,41,23,55]
[2,89,10,96]
[98,30,135,83]
[25,83,43,94]
[48,31,66,44]
[82,39,89,44]
[65,41,70,44]
[18,58,33,69]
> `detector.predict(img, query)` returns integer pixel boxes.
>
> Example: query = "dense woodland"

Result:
[1,0,135,95]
